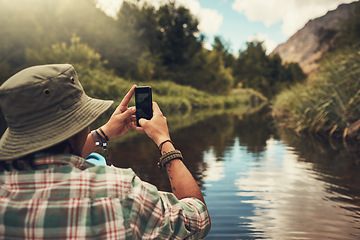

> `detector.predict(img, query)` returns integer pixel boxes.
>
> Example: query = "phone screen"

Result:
[135,86,153,126]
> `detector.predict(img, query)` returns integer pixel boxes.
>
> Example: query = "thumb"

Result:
[138,118,148,127]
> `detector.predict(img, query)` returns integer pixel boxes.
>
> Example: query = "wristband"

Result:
[158,150,183,169]
[158,140,174,153]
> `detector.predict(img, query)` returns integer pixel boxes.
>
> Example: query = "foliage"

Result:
[272,4,360,140]
[0,0,117,82]
[0,0,299,97]
[233,41,306,98]
[272,46,360,139]
[26,35,107,69]
[212,36,235,68]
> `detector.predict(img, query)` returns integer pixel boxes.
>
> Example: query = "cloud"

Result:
[96,0,122,18]
[248,33,277,53]
[156,0,224,35]
[197,8,223,34]
[232,0,355,36]
[97,0,223,35]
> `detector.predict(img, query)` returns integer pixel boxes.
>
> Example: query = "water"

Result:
[109,107,360,239]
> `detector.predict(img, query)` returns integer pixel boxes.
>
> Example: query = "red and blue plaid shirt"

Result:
[0,153,210,239]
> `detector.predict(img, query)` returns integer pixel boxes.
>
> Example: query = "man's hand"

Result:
[101,85,143,140]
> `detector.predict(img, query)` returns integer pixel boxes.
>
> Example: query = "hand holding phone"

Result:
[138,102,171,146]
[135,86,153,126]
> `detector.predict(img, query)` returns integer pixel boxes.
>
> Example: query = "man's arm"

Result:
[139,102,206,204]
[160,141,205,203]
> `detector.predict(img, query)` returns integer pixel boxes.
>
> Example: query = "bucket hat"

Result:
[0,64,114,160]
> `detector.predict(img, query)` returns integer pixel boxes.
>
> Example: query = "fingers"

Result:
[121,106,136,119]
[117,85,137,113]
[131,122,145,132]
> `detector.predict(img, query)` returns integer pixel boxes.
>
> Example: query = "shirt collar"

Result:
[1,153,95,172]
[33,153,95,170]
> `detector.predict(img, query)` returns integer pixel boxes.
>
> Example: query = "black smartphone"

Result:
[135,86,153,126]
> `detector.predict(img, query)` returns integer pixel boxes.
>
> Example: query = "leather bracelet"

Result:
[157,150,183,169]
[99,128,109,141]
[158,140,174,153]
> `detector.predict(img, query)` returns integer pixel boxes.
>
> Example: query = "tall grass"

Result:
[272,46,360,140]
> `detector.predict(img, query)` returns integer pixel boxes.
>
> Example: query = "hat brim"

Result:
[0,94,113,160]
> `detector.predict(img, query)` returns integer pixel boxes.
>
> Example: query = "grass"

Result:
[77,66,267,115]
[79,66,268,143]
[272,46,360,141]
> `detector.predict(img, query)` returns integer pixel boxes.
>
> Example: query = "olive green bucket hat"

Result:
[0,64,114,160]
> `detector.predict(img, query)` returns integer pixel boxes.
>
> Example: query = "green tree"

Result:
[0,0,119,81]
[157,2,201,67]
[233,41,305,97]
[189,49,234,94]
[26,35,107,70]
[115,1,161,79]
[212,36,235,68]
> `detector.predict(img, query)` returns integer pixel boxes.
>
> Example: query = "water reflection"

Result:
[109,106,360,239]
[2,100,359,238]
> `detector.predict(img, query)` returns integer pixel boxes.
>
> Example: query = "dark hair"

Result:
[0,140,69,171]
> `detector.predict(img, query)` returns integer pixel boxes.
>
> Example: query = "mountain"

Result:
[272,1,360,75]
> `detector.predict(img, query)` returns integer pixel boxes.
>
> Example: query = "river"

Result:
[108,106,360,239]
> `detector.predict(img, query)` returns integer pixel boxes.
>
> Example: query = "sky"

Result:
[97,0,355,54]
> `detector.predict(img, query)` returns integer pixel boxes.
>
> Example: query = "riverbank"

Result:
[78,67,267,114]
[272,46,360,143]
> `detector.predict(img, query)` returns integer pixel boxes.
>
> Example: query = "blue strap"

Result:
[85,153,107,166]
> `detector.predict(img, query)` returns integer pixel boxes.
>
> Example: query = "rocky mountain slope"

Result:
[272,1,360,75]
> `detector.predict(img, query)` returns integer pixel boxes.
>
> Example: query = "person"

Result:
[0,64,210,239]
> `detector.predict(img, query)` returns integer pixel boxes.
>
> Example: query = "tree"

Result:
[26,35,107,70]
[157,2,202,72]
[212,36,235,68]
[233,41,306,97]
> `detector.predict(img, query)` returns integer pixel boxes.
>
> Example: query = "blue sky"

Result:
[97,0,355,54]
[197,0,287,54]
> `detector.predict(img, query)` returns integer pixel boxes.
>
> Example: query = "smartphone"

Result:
[135,86,153,126]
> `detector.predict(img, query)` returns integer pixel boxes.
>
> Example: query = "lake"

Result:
[109,106,360,239]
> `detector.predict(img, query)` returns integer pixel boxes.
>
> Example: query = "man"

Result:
[0,64,210,239]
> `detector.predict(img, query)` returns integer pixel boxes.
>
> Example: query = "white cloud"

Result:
[197,8,223,34]
[232,0,355,36]
[96,0,123,18]
[97,0,223,35]
[248,33,277,53]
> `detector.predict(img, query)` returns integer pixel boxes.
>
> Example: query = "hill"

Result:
[272,1,360,75]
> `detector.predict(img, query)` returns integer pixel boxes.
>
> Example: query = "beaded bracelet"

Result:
[91,130,112,166]
[91,130,101,148]
[157,150,183,169]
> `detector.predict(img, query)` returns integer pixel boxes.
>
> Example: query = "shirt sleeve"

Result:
[126,175,211,239]
[159,192,211,240]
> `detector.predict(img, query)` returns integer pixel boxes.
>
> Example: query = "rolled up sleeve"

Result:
[127,177,211,239]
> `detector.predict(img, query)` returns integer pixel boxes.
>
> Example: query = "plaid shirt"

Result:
[0,153,210,239]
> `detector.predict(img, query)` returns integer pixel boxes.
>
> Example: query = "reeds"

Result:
[272,46,360,141]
